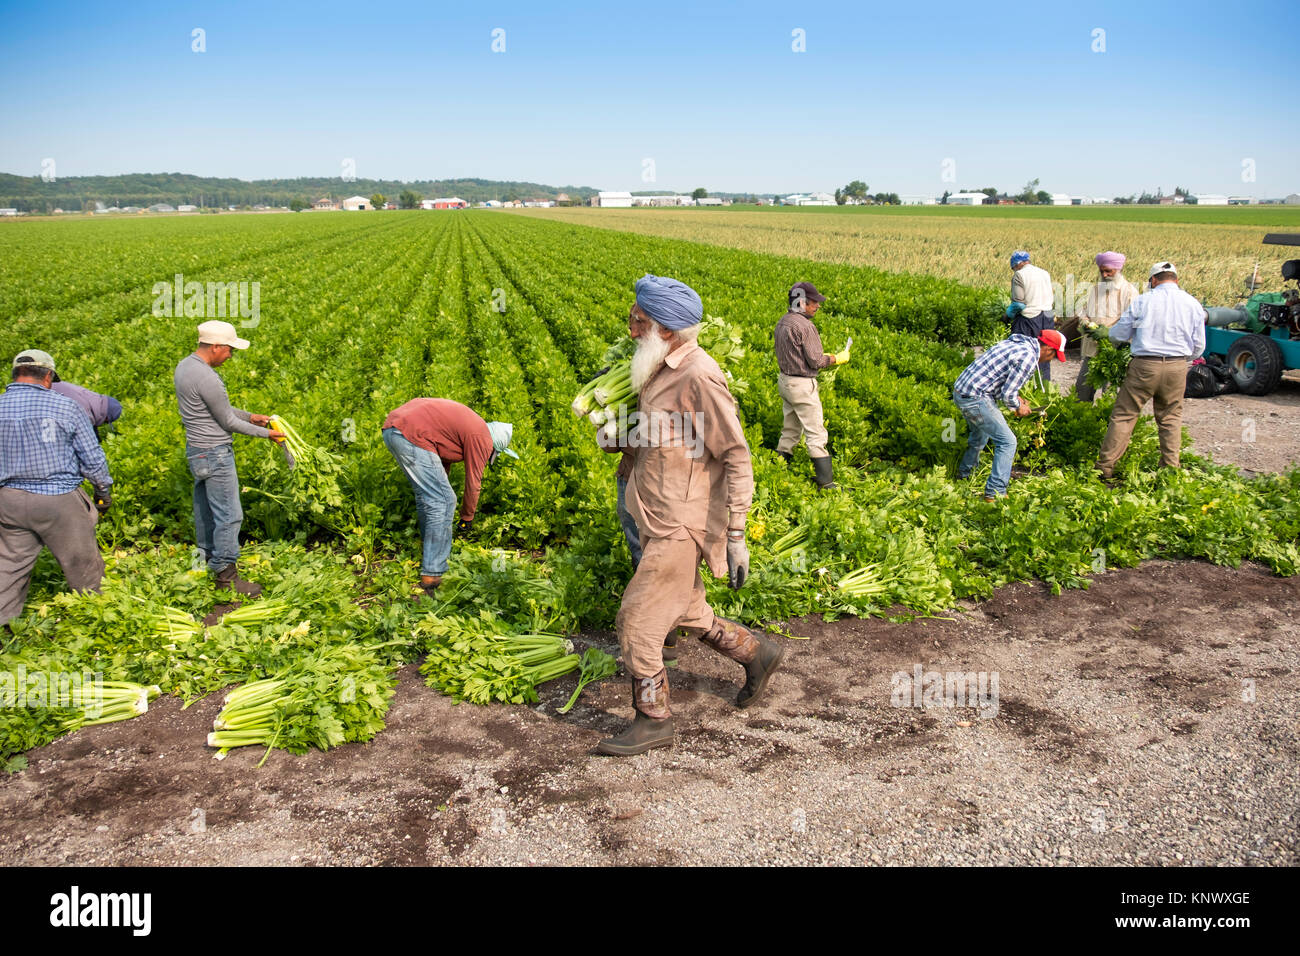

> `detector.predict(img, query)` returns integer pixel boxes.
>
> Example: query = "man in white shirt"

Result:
[1007,251,1056,381]
[1096,261,1207,481]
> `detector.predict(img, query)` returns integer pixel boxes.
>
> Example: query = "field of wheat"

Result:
[520,206,1300,307]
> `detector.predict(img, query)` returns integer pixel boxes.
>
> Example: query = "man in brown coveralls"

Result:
[775,281,849,489]
[598,274,786,757]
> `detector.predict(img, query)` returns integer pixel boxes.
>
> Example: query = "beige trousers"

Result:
[776,374,829,458]
[615,536,715,679]
[1097,356,1188,475]
[0,487,104,626]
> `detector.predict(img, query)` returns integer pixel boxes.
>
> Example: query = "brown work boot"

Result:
[698,616,761,664]
[737,633,786,709]
[597,670,674,756]
[662,628,681,663]
[213,564,262,598]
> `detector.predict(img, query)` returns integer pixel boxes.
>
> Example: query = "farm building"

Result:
[695,197,724,206]
[1228,197,1254,205]
[147,203,176,213]
[595,191,634,208]
[900,195,937,205]
[633,195,690,207]
[341,196,372,210]
[947,192,987,206]
[1049,194,1072,206]
[0,208,17,216]
[312,198,339,211]
[783,192,834,206]
[420,198,468,210]
[1193,194,1229,206]
[177,204,198,212]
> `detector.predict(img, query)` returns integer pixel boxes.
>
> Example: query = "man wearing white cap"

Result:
[0,350,112,627]
[381,398,518,594]
[173,320,284,596]
[1096,262,1206,481]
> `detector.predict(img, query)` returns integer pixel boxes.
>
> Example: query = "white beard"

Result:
[630,332,673,391]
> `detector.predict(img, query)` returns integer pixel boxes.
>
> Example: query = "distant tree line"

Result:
[0,172,599,213]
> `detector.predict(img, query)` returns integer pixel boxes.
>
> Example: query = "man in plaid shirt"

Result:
[953,331,1065,500]
[0,350,112,627]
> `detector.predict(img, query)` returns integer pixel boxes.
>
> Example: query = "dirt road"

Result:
[3,560,1295,866]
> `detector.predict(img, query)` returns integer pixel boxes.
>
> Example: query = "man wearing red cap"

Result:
[952,330,1066,501]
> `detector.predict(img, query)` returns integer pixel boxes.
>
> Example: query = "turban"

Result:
[1095,251,1126,270]
[1010,251,1031,267]
[634,274,703,331]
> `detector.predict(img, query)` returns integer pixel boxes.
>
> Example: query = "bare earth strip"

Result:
[1,560,1294,866]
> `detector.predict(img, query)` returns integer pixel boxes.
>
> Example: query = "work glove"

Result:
[833,345,851,365]
[1004,302,1025,320]
[93,488,112,514]
[726,534,749,589]
[457,518,473,536]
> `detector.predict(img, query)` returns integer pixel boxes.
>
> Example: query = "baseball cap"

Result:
[486,421,519,464]
[788,281,826,305]
[1038,329,1067,362]
[13,349,60,381]
[197,320,251,350]
[1010,251,1031,267]
[1149,261,1177,279]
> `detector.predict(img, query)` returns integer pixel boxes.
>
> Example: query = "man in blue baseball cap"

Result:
[1007,250,1057,381]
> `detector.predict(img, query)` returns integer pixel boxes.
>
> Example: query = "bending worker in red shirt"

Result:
[382,399,518,594]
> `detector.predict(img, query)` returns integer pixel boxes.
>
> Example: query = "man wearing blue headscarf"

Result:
[596,275,786,756]
[1007,250,1056,381]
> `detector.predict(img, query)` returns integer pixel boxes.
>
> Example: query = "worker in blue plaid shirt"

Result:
[0,350,112,627]
[952,330,1065,501]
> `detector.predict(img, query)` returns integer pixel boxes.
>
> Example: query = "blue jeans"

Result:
[953,392,1017,497]
[383,427,456,577]
[186,443,243,572]
[615,476,642,569]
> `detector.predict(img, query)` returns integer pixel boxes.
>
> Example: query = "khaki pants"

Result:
[1097,356,1189,476]
[0,487,104,626]
[615,536,715,679]
[777,374,829,458]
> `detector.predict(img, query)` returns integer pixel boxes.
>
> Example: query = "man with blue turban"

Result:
[1007,250,1056,381]
[596,274,786,756]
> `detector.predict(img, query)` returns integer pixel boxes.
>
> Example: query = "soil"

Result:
[2,559,1296,866]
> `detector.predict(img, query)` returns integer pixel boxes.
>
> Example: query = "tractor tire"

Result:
[1226,334,1285,396]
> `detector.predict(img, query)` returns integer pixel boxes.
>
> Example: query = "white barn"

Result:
[1193,194,1229,206]
[341,196,372,210]
[595,191,634,207]
[947,192,987,206]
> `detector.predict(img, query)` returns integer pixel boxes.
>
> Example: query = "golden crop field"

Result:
[519,206,1300,307]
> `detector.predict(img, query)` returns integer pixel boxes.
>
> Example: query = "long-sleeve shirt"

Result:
[1109,282,1206,359]
[626,342,753,576]
[173,353,270,447]
[953,335,1041,410]
[51,381,122,427]
[383,398,494,521]
[774,310,835,378]
[0,383,112,494]
[1078,276,1138,358]
[1011,263,1054,318]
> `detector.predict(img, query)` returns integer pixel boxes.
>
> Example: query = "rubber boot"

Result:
[698,618,785,708]
[597,670,674,756]
[777,450,793,464]
[738,632,787,709]
[811,455,838,491]
[213,564,263,597]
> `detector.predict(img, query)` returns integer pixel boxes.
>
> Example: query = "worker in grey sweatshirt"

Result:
[173,320,283,596]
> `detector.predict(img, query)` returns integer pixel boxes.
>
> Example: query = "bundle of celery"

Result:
[417,613,581,705]
[836,564,888,603]
[570,315,747,426]
[59,680,162,733]
[262,415,347,530]
[207,644,397,762]
[769,525,809,563]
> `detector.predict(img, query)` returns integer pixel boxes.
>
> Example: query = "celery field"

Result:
[3,211,1299,765]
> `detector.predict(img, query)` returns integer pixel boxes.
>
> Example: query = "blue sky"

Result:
[2,0,1297,197]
